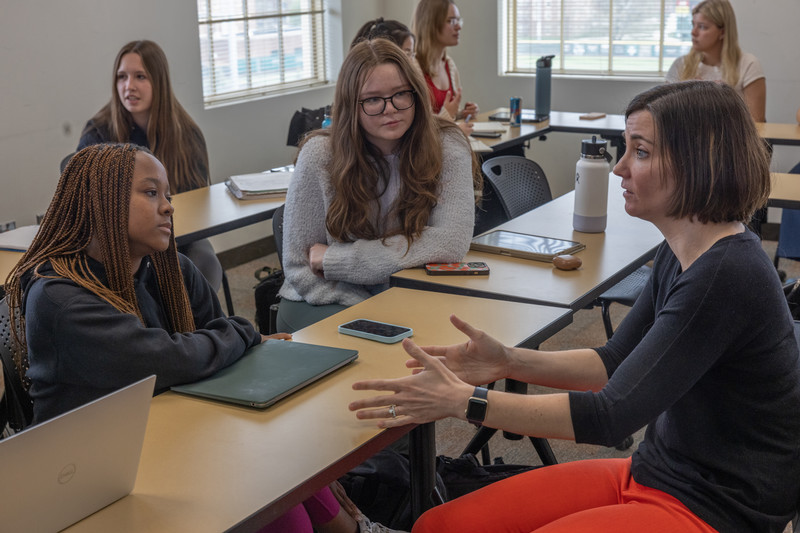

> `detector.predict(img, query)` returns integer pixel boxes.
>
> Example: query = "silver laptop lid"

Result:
[0,375,155,533]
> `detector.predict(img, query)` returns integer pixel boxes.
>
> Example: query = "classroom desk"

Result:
[0,250,23,286]
[391,174,664,311]
[0,184,285,291]
[770,172,800,210]
[757,122,800,147]
[171,182,285,247]
[64,288,572,533]
[475,108,626,156]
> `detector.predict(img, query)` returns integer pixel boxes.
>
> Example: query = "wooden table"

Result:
[770,172,800,210]
[474,109,626,155]
[63,288,572,532]
[391,174,664,311]
[757,122,800,147]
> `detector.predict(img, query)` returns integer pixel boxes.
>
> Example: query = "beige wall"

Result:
[0,0,798,247]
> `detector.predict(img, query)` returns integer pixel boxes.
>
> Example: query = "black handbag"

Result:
[253,266,284,334]
[286,106,327,147]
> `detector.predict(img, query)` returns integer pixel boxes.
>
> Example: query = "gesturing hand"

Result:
[349,338,473,428]
[410,314,511,386]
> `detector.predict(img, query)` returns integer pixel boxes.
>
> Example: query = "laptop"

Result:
[471,230,585,262]
[0,375,155,533]
[171,339,359,408]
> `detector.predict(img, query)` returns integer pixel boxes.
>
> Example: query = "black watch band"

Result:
[465,386,489,426]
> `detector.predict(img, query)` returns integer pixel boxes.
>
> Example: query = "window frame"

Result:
[197,0,335,108]
[500,0,695,80]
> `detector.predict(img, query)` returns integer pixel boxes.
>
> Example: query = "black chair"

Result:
[0,297,34,438]
[481,155,553,221]
[60,152,76,174]
[267,204,285,334]
[462,156,560,466]
[593,265,653,340]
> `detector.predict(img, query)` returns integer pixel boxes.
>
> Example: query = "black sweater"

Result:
[22,254,260,424]
[570,230,800,532]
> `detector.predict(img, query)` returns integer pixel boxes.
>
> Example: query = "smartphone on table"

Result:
[425,262,490,276]
[338,319,414,344]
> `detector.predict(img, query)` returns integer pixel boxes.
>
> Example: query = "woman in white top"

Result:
[666,0,765,122]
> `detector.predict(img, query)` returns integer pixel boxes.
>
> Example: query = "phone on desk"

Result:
[338,319,413,344]
[425,262,490,275]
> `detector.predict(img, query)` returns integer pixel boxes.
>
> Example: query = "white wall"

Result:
[1,0,798,246]
[386,0,800,199]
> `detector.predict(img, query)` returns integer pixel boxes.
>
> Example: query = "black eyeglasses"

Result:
[358,90,416,116]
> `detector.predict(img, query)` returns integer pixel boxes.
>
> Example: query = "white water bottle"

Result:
[573,136,612,233]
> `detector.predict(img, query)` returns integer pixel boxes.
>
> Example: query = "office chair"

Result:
[593,265,653,340]
[481,155,553,221]
[0,297,34,438]
[466,156,560,466]
[267,204,285,334]
[60,152,76,174]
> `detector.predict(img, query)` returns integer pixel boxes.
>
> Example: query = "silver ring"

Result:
[389,404,397,419]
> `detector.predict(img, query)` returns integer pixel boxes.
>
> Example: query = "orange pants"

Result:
[412,458,718,533]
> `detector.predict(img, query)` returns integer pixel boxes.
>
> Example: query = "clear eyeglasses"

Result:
[359,90,416,116]
[446,17,462,27]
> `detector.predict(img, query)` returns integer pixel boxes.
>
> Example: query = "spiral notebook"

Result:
[171,339,358,409]
[470,230,585,262]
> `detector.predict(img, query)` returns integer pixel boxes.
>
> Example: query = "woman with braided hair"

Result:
[4,143,397,533]
[77,39,224,291]
[4,143,289,425]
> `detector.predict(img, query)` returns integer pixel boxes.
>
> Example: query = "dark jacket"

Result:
[22,254,260,424]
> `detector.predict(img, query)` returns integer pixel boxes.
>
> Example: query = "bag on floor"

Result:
[338,449,540,529]
[253,266,284,334]
[436,453,541,500]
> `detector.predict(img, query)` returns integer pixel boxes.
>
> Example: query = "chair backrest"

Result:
[480,155,552,220]
[273,204,285,268]
[60,152,76,174]
[0,297,34,436]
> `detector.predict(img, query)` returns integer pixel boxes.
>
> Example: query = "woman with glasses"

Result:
[276,38,479,333]
[412,0,478,128]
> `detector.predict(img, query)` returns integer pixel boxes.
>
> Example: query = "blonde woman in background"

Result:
[666,0,765,122]
[412,0,477,135]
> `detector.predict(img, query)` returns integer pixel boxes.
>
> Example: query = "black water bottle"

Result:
[535,55,555,120]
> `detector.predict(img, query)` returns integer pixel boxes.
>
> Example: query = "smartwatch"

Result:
[465,386,489,426]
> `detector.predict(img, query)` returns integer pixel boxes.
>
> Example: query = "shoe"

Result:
[357,514,407,533]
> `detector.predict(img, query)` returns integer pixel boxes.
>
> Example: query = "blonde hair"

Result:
[411,0,454,78]
[83,40,209,193]
[5,143,196,385]
[680,0,741,88]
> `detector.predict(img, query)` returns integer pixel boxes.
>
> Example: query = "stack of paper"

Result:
[226,171,293,200]
[0,225,39,252]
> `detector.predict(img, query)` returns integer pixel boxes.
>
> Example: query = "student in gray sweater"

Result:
[277,39,479,333]
[350,81,800,532]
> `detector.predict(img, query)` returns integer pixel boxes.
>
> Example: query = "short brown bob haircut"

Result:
[625,80,770,224]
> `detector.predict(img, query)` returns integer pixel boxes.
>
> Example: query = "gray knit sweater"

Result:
[279,129,475,306]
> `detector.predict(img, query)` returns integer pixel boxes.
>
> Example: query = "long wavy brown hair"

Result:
[4,143,196,385]
[679,0,742,88]
[82,40,209,193]
[299,39,478,247]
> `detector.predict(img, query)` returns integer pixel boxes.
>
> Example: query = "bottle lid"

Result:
[581,135,608,157]
[536,55,555,68]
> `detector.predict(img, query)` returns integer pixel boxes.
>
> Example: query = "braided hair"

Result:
[4,143,196,385]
